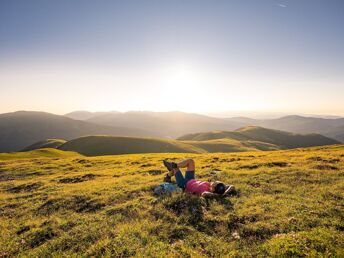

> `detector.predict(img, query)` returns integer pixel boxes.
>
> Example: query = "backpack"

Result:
[154,182,182,196]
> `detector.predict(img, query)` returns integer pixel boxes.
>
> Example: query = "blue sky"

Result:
[1,0,343,115]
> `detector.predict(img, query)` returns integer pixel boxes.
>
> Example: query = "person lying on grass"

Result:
[163,158,235,198]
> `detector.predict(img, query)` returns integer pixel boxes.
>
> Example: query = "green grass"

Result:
[58,135,270,156]
[186,138,280,153]
[0,148,80,160]
[178,126,339,149]
[59,135,204,156]
[0,145,343,257]
[22,126,338,157]
[22,139,67,151]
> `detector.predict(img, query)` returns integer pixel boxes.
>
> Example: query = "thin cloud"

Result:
[278,4,287,8]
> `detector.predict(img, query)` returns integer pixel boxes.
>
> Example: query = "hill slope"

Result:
[58,135,279,156]
[178,126,339,149]
[0,111,159,152]
[21,139,67,151]
[226,115,344,142]
[67,111,344,142]
[59,136,204,156]
[185,138,279,152]
[57,126,336,156]
[0,148,81,160]
[0,145,343,256]
[65,111,120,120]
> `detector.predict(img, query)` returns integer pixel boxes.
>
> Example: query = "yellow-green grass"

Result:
[186,138,280,153]
[22,139,67,151]
[59,135,204,156]
[23,126,338,157]
[178,126,339,149]
[58,135,280,157]
[0,145,343,257]
[0,148,80,161]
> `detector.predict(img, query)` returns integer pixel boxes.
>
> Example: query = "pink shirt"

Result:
[185,179,210,195]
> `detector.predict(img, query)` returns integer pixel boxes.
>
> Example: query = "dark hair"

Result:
[214,182,226,195]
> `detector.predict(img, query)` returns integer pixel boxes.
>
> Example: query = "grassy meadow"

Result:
[0,145,344,257]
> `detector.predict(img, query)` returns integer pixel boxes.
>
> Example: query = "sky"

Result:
[0,0,343,116]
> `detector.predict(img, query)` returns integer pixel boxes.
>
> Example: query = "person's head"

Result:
[210,181,226,195]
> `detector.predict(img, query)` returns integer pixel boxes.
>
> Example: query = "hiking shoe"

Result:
[163,173,172,183]
[163,160,177,171]
[163,160,173,171]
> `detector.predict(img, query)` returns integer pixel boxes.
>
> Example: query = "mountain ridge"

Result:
[177,126,339,149]
[0,111,160,152]
[22,126,339,156]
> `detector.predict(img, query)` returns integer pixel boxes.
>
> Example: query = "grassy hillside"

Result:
[226,115,344,142]
[22,139,67,151]
[0,111,159,152]
[58,135,281,156]
[0,145,343,257]
[49,126,340,156]
[59,136,204,156]
[185,138,279,153]
[178,126,339,149]
[0,148,80,160]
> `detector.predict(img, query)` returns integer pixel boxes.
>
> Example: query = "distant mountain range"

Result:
[66,111,344,142]
[0,110,343,152]
[0,111,157,152]
[65,110,244,138]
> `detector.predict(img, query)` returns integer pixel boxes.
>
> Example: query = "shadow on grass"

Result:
[160,193,234,233]
[57,174,99,184]
[7,182,43,193]
[36,195,105,215]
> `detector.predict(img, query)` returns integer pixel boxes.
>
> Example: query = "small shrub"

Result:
[27,226,57,248]
[265,162,288,167]
[239,164,261,169]
[313,165,338,170]
[106,204,138,217]
[16,225,30,235]
[36,195,105,215]
[168,225,193,242]
[7,182,43,193]
[141,163,153,167]
[57,174,98,184]
[163,194,205,225]
[147,169,163,175]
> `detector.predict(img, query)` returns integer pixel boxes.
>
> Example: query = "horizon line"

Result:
[2,109,343,119]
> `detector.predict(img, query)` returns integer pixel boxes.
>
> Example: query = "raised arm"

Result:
[223,185,236,196]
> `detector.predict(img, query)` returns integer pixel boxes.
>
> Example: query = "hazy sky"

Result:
[1,0,343,115]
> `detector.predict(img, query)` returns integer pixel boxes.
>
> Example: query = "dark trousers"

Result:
[175,169,195,189]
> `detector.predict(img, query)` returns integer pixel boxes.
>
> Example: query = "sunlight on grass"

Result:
[0,146,343,256]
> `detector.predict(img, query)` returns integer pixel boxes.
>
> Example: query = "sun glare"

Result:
[153,63,209,111]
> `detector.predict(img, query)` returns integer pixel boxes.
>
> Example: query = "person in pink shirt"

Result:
[163,158,235,198]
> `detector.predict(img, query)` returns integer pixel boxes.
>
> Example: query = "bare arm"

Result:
[201,191,218,198]
[201,185,236,198]
[223,185,236,196]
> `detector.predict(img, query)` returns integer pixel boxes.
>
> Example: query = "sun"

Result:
[163,64,199,94]
[153,63,209,111]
